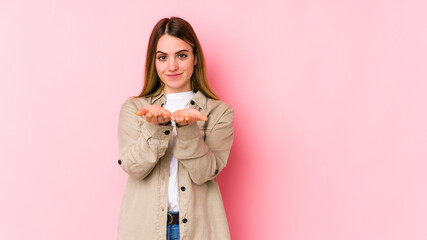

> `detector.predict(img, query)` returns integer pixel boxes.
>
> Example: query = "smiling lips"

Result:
[166,73,182,79]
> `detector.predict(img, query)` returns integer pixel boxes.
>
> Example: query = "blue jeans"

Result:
[167,212,180,240]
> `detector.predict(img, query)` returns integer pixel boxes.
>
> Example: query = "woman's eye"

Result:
[178,54,187,59]
[157,55,166,61]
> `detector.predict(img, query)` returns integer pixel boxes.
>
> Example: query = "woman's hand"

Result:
[171,108,208,127]
[136,105,171,125]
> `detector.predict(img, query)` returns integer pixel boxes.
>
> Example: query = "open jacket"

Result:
[117,90,234,240]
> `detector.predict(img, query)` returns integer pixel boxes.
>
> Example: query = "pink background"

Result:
[1,0,427,239]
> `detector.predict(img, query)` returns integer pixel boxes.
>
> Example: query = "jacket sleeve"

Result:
[118,99,173,180]
[173,104,234,185]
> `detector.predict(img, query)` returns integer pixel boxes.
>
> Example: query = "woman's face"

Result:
[155,34,197,94]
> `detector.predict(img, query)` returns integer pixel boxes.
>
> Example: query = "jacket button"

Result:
[182,218,188,223]
[181,186,186,191]
[164,130,170,135]
[215,169,219,175]
[190,100,195,105]
[118,159,122,165]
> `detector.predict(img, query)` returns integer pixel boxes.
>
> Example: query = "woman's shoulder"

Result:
[205,98,234,115]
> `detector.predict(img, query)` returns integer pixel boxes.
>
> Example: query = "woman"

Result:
[117,17,234,240]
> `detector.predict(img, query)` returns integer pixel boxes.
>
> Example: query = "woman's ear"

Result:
[194,55,197,65]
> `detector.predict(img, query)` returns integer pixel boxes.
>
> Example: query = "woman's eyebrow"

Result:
[156,49,189,54]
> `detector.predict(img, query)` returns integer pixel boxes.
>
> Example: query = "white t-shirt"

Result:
[162,90,196,212]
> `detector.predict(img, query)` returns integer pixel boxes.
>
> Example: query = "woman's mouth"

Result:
[166,73,182,79]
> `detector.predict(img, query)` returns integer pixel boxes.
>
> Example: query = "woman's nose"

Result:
[168,59,178,71]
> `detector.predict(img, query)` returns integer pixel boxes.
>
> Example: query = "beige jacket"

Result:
[117,90,234,240]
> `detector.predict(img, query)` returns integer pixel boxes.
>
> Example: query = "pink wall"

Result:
[1,0,426,239]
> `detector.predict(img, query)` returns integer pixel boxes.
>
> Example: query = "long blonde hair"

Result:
[138,17,219,100]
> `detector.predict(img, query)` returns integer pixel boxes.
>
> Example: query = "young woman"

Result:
[117,17,234,240]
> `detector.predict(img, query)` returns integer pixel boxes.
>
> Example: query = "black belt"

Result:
[167,213,179,225]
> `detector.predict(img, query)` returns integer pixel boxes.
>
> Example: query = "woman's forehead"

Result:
[156,34,192,53]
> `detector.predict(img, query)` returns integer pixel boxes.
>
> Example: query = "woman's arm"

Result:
[118,99,173,180]
[173,104,234,185]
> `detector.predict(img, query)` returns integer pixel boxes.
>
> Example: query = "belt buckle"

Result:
[168,213,173,225]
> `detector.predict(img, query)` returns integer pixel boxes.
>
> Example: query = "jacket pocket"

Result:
[197,121,209,142]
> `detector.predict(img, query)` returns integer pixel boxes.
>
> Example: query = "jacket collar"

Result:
[151,89,207,109]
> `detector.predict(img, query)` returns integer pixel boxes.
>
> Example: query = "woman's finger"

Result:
[149,114,159,125]
[137,108,149,116]
[158,114,165,123]
[163,115,171,122]
[163,114,171,122]
[161,110,171,119]
[144,115,152,123]
[171,114,176,122]
[196,112,208,121]
[145,111,156,122]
